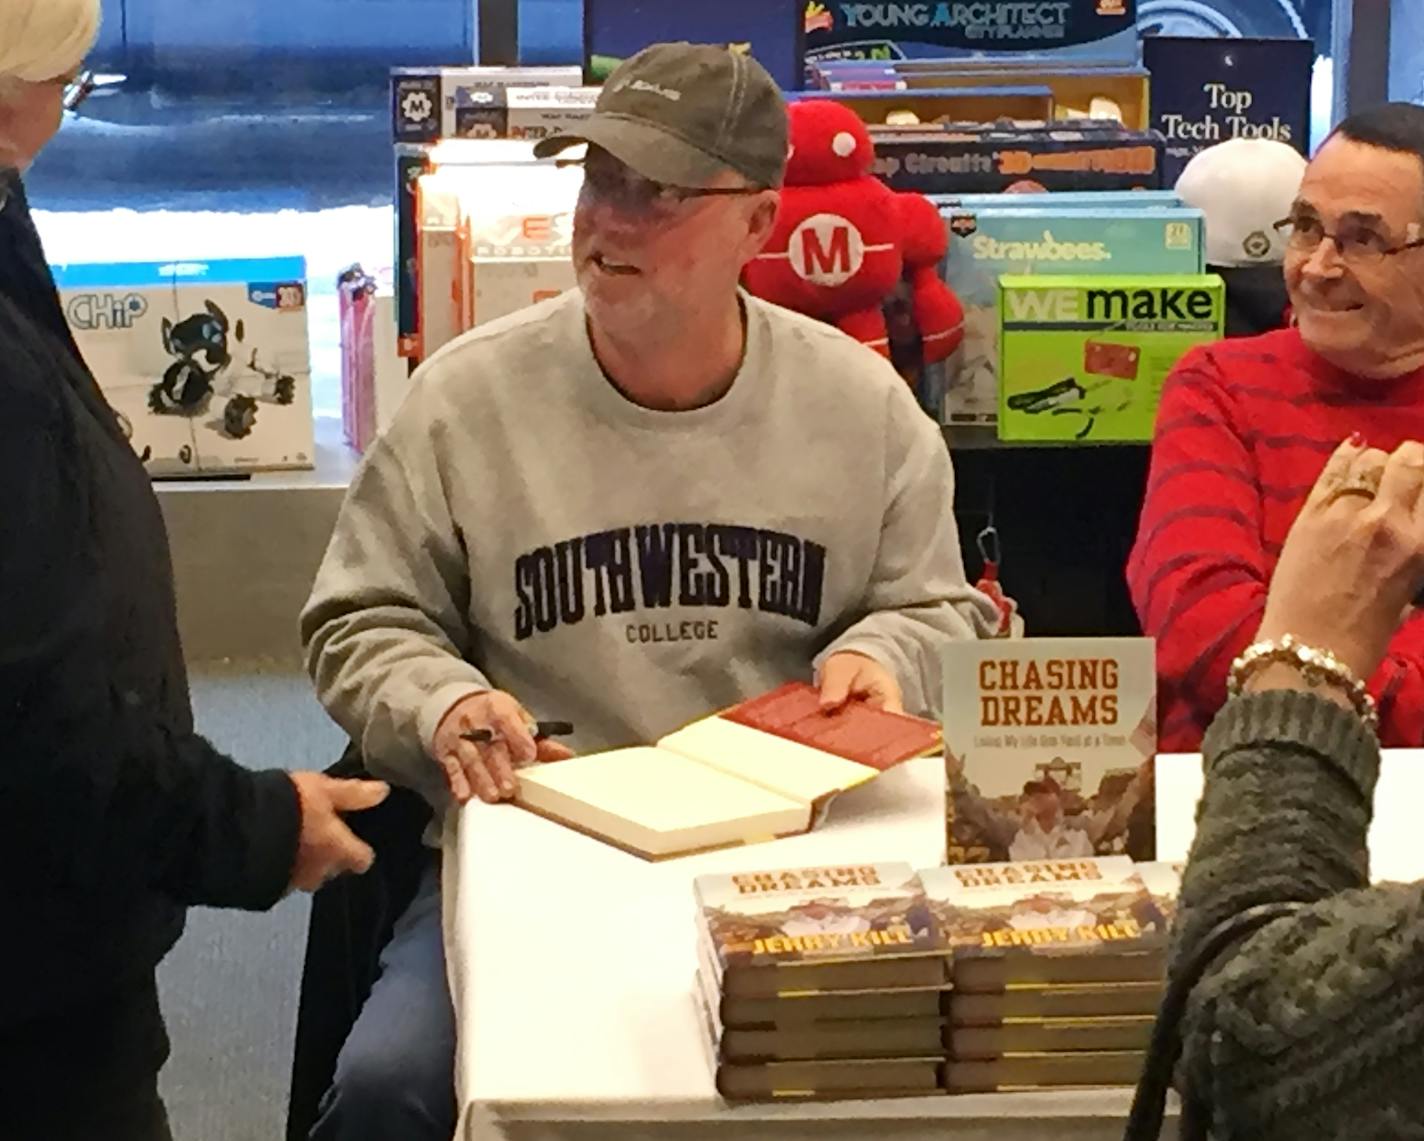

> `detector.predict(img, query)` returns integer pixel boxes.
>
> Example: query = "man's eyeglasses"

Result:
[1273,213,1424,265]
[557,155,765,220]
[62,70,96,112]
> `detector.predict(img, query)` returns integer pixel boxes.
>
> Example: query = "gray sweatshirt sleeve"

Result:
[1173,690,1424,1138]
[300,412,489,807]
[814,389,997,718]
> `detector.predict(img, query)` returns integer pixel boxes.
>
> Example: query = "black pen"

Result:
[460,720,574,745]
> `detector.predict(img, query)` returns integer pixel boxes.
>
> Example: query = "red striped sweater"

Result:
[1128,327,1424,751]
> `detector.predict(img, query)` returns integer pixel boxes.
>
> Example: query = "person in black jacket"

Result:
[0,4,388,1139]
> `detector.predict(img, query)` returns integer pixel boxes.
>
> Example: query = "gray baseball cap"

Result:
[534,42,788,189]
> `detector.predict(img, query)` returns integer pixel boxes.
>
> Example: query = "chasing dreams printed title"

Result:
[979,657,1121,727]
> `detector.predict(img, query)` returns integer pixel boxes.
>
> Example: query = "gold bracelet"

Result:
[1227,634,1378,730]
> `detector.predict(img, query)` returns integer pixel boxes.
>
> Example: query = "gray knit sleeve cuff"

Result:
[1203,689,1381,800]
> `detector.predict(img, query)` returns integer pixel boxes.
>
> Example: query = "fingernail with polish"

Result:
[1349,431,1366,447]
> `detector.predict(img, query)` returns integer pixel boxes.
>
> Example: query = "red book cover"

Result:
[720,682,942,772]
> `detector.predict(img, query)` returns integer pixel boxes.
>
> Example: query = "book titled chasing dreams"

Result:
[515,682,943,860]
[920,857,1176,991]
[695,861,949,997]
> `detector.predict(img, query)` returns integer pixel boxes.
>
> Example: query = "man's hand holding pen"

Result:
[430,690,575,804]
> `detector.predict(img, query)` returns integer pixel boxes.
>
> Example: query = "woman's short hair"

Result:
[0,0,101,85]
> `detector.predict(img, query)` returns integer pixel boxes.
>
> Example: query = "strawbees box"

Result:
[939,205,1204,425]
[997,273,1223,442]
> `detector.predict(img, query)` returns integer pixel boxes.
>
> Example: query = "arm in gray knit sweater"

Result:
[1174,689,1424,1139]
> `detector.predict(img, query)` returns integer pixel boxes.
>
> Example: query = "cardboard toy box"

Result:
[939,205,1205,425]
[391,65,584,143]
[55,257,314,475]
[815,62,1151,131]
[932,190,1180,209]
[458,179,578,330]
[339,266,407,454]
[442,85,598,142]
[804,0,1139,70]
[586,0,804,90]
[417,160,582,359]
[790,85,1055,125]
[996,273,1223,442]
[871,120,1165,194]
[1142,36,1313,184]
[402,142,576,361]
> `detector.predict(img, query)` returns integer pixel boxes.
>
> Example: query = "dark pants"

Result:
[1,973,172,1141]
[309,861,456,1141]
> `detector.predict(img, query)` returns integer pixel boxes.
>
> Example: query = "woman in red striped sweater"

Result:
[1129,102,1424,751]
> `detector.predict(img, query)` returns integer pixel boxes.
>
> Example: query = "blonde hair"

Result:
[0,0,100,84]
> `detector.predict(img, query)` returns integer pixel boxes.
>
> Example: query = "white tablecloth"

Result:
[443,755,1195,1140]
[446,743,1424,1139]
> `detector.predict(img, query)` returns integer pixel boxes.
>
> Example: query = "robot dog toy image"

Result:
[148,301,295,439]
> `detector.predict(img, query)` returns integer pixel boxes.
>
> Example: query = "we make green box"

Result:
[997,273,1223,443]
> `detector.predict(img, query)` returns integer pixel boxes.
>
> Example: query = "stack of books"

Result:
[694,857,1180,1100]
[923,856,1178,1094]
[693,861,951,1100]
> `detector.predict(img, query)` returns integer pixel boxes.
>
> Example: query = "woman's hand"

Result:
[1256,438,1424,682]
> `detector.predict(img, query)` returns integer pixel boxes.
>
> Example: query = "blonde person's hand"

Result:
[1257,438,1424,682]
[287,772,390,893]
[818,651,904,714]
[430,691,575,804]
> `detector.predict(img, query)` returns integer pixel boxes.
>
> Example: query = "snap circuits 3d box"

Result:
[997,273,1223,443]
[54,257,314,475]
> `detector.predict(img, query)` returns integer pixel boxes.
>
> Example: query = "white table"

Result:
[443,756,1194,1141]
[446,745,1424,1140]
[1154,749,1424,882]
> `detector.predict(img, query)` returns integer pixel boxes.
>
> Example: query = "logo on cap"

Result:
[617,78,683,102]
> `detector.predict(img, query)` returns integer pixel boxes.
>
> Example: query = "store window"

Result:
[23,0,1338,429]
[25,0,494,424]
[1388,0,1424,104]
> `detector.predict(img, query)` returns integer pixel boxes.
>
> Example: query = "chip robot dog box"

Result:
[996,273,1223,443]
[54,258,314,475]
[939,205,1204,425]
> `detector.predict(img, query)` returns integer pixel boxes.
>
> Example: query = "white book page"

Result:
[515,747,810,857]
[657,718,875,805]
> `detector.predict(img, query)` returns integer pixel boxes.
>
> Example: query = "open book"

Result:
[513,683,942,859]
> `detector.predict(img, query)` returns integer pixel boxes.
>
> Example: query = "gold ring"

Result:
[1324,469,1382,505]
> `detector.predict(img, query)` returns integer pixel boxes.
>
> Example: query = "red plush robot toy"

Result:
[744,99,964,368]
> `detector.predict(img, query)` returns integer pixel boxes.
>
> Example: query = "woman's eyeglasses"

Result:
[1274,213,1424,266]
[63,70,96,112]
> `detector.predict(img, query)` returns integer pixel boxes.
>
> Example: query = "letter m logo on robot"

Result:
[789,213,866,289]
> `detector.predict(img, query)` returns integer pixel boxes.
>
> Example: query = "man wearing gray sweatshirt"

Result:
[300,42,996,1141]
